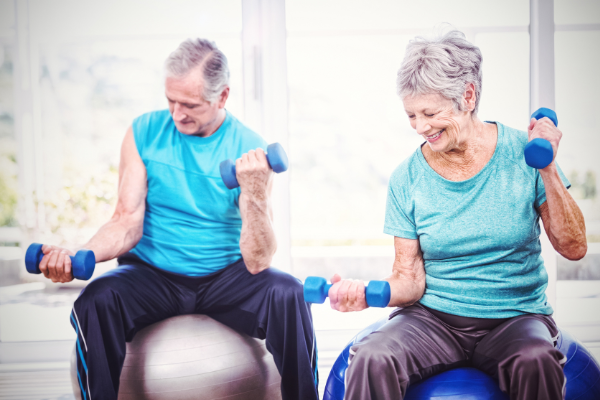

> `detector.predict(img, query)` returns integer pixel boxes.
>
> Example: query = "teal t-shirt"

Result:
[130,109,267,276]
[384,122,570,318]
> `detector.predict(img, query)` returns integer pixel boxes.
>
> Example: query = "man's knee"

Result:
[262,269,304,304]
[74,273,124,313]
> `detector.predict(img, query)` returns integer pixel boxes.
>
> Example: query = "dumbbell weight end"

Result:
[524,107,558,170]
[24,243,96,281]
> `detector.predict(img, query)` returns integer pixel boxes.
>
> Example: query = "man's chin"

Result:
[175,123,197,135]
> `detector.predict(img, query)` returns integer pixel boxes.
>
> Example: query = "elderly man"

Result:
[38,39,319,400]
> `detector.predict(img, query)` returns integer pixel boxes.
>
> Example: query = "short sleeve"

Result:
[535,162,571,208]
[131,112,152,162]
[383,172,418,239]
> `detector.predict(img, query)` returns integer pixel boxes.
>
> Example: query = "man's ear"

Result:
[217,86,230,109]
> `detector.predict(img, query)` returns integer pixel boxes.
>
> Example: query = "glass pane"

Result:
[555,0,600,25]
[3,1,243,349]
[287,1,530,276]
[554,29,600,343]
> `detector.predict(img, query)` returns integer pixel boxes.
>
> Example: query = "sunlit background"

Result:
[0,0,599,398]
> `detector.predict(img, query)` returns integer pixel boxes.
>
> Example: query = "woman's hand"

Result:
[528,117,563,167]
[328,274,369,312]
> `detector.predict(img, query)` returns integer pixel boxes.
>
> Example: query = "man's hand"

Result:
[38,245,75,283]
[235,149,273,198]
[528,117,563,168]
[329,273,369,312]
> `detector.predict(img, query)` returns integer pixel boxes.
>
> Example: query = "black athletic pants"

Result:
[346,303,565,400]
[70,254,319,400]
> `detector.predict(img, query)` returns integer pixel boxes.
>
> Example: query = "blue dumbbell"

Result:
[219,143,289,190]
[25,243,96,281]
[524,107,558,169]
[304,276,391,308]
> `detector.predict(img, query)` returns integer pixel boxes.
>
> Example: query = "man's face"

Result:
[165,70,229,136]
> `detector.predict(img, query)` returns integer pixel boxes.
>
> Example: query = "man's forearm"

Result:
[540,164,587,260]
[239,193,277,274]
[83,217,143,263]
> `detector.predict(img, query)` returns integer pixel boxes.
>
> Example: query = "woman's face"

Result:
[403,93,471,153]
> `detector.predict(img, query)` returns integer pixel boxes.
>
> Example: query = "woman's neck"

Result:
[423,118,498,181]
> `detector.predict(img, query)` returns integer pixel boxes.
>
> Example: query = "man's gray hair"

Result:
[397,30,483,114]
[165,38,230,104]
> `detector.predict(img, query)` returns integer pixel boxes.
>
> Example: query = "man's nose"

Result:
[172,103,187,121]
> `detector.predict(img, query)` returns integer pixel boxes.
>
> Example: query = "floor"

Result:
[1,281,599,399]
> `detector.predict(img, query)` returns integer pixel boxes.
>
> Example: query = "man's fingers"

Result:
[46,250,60,280]
[39,252,50,278]
[63,253,72,278]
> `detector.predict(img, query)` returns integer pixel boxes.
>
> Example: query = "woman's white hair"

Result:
[397,29,483,114]
[165,38,230,104]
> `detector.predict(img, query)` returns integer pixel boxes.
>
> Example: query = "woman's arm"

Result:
[528,117,587,261]
[329,236,426,312]
[386,236,426,307]
[538,165,587,260]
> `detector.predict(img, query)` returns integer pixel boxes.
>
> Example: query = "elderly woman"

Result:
[328,30,587,400]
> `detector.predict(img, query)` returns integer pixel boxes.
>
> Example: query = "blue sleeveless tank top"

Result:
[130,109,267,276]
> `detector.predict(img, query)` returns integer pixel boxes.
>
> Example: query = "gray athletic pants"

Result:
[346,303,565,400]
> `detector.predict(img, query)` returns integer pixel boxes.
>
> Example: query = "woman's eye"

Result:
[425,113,435,117]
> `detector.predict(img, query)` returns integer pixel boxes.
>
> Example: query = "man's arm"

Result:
[83,126,148,261]
[39,127,147,282]
[236,148,277,274]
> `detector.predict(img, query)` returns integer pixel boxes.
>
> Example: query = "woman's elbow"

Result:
[560,240,587,261]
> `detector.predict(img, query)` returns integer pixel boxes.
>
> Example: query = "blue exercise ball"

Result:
[324,318,600,400]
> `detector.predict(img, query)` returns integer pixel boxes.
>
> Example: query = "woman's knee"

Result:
[349,333,409,377]
[512,338,563,375]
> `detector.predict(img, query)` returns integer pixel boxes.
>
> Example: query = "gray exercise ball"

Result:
[71,314,281,399]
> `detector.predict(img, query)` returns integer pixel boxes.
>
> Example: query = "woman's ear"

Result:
[462,83,477,112]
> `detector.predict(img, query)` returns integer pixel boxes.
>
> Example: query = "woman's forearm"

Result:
[539,164,587,260]
[239,192,277,274]
[386,260,426,307]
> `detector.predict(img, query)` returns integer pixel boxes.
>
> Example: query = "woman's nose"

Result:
[415,117,431,135]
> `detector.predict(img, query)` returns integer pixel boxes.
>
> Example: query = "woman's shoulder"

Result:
[389,148,425,189]
[495,121,531,164]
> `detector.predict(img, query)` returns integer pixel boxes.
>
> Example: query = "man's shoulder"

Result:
[133,109,172,128]
[225,111,268,148]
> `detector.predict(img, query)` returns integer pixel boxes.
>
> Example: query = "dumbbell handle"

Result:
[524,107,558,169]
[24,243,96,281]
[220,143,289,190]
[304,277,391,308]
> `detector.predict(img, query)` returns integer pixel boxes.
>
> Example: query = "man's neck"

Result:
[193,108,227,138]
